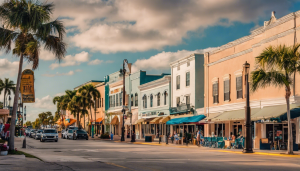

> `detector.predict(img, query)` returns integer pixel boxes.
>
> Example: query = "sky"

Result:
[0,0,300,122]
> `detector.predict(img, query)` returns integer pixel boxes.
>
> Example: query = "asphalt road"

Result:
[14,137,300,171]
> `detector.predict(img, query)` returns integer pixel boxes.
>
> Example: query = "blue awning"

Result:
[166,115,206,125]
[279,108,300,121]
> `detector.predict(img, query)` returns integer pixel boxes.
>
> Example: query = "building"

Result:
[137,75,171,141]
[204,11,300,150]
[0,109,9,124]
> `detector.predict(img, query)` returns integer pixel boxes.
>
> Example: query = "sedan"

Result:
[73,130,89,140]
[40,129,59,142]
[35,130,43,140]
[30,130,37,138]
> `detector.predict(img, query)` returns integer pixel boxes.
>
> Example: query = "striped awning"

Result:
[135,118,145,124]
[150,117,163,124]
[159,116,171,123]
[111,116,119,125]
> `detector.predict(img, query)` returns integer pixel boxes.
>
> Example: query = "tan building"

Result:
[204,11,300,149]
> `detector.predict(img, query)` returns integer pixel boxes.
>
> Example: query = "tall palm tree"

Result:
[0,0,67,151]
[61,90,77,128]
[251,44,300,154]
[68,95,88,129]
[0,78,15,107]
[78,90,89,129]
[78,84,100,131]
[53,95,65,127]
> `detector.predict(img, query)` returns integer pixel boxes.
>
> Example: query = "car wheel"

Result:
[86,137,88,140]
[55,140,58,142]
[73,134,76,140]
[67,136,69,140]
[40,138,43,142]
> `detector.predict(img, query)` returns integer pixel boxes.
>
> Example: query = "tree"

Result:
[53,95,66,128]
[0,101,3,109]
[251,44,300,154]
[68,95,88,129]
[77,89,89,129]
[0,78,15,107]
[0,0,67,151]
[38,111,52,127]
[25,121,32,127]
[78,84,100,130]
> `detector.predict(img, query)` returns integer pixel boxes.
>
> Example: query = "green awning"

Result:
[166,115,206,125]
[211,108,260,122]
[251,104,298,121]
[279,107,300,121]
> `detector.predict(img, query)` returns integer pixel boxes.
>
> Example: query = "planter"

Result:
[0,151,8,156]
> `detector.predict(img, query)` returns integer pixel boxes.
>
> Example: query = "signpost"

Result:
[20,69,35,103]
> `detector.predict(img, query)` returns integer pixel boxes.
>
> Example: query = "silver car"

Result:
[66,129,76,140]
[40,129,58,142]
[35,130,43,140]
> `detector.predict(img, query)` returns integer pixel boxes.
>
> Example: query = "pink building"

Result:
[204,11,300,150]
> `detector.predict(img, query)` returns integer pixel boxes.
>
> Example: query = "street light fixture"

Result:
[120,59,129,142]
[243,61,253,153]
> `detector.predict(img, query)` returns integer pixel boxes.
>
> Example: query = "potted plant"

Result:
[0,144,8,156]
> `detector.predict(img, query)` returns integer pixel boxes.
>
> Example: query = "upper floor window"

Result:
[120,92,123,106]
[131,94,133,107]
[135,93,138,107]
[143,95,147,109]
[109,96,111,108]
[186,72,190,87]
[176,97,180,107]
[157,92,160,106]
[116,94,119,106]
[102,98,103,108]
[176,75,180,90]
[224,79,230,101]
[236,76,243,99]
[187,61,190,67]
[164,91,167,105]
[112,95,115,107]
[213,82,219,104]
[99,98,101,108]
[150,94,153,107]
[186,95,190,108]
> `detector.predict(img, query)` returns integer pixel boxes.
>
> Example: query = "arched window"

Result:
[135,93,138,107]
[157,93,160,106]
[131,94,133,107]
[150,94,153,107]
[164,91,167,105]
[143,95,147,108]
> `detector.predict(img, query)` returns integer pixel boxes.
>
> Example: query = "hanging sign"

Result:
[20,69,35,103]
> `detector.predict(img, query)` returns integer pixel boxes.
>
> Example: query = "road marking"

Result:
[213,150,300,158]
[105,162,133,170]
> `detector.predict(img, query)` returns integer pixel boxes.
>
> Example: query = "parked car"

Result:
[61,129,68,139]
[25,129,32,136]
[66,129,75,140]
[73,130,89,140]
[40,129,58,142]
[30,130,37,138]
[35,130,43,140]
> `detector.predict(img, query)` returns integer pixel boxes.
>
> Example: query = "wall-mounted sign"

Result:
[20,69,35,103]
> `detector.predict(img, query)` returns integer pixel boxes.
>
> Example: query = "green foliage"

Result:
[100,133,110,139]
[25,121,32,126]
[0,78,15,107]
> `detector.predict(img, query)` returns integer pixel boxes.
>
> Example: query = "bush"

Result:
[0,144,8,151]
[100,133,110,139]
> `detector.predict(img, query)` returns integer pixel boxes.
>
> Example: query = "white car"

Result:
[40,129,59,142]
[61,129,68,139]
[66,129,76,140]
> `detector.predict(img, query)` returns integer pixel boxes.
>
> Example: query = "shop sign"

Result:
[20,69,35,103]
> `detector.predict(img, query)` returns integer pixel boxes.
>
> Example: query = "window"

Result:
[176,97,180,107]
[102,98,103,108]
[176,75,180,89]
[186,95,190,108]
[109,96,111,108]
[164,91,167,105]
[150,94,153,107]
[213,82,219,104]
[116,94,119,106]
[135,93,138,106]
[99,98,101,108]
[187,61,190,67]
[131,94,133,107]
[157,93,160,106]
[224,80,230,101]
[143,95,147,108]
[112,95,115,107]
[186,72,190,87]
[236,76,243,99]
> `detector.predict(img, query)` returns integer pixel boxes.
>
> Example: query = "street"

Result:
[6,137,300,171]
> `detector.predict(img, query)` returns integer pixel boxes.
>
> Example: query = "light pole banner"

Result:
[20,69,35,103]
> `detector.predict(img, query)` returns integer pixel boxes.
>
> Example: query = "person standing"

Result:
[197,130,201,147]
[0,122,3,139]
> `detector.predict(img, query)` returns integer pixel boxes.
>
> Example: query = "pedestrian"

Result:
[197,130,201,147]
[3,121,10,136]
[110,132,113,140]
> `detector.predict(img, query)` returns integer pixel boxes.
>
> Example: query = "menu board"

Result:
[20,69,35,103]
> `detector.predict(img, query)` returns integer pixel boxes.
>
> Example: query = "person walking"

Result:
[197,130,201,147]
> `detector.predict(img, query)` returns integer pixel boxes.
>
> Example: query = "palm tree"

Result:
[60,90,76,128]
[53,95,65,127]
[68,95,88,129]
[0,0,67,151]
[78,90,89,129]
[0,78,15,107]
[78,84,100,132]
[251,44,300,154]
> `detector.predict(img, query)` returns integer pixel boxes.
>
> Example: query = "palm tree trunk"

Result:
[286,87,293,154]
[9,54,24,151]
[77,112,80,129]
[90,105,93,135]
[3,91,6,107]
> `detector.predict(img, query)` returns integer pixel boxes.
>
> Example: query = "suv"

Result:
[73,130,89,140]
[40,129,58,142]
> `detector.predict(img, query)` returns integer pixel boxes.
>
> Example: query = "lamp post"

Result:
[24,106,26,121]
[243,61,253,153]
[120,59,129,142]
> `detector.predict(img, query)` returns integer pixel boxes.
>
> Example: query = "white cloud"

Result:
[88,59,103,65]
[131,48,216,72]
[39,49,56,61]
[0,59,19,77]
[47,0,292,53]
[28,95,55,110]
[49,51,90,69]
[106,60,114,64]
[42,70,81,77]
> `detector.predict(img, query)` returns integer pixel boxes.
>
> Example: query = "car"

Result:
[66,129,75,140]
[35,130,43,140]
[30,130,37,138]
[25,129,32,136]
[40,129,59,142]
[73,130,89,140]
[61,129,68,139]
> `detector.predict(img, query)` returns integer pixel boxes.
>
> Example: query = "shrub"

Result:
[100,133,110,139]
[0,144,8,151]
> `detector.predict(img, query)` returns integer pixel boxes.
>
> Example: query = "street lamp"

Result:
[243,61,253,153]
[120,59,129,142]
[24,106,26,121]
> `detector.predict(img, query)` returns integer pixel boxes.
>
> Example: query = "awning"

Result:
[91,118,103,124]
[166,115,206,125]
[111,116,119,125]
[150,117,163,124]
[159,116,171,123]
[199,113,222,123]
[143,118,155,123]
[135,118,145,124]
[251,104,298,121]
[279,107,300,121]
[212,108,260,122]
[65,119,76,127]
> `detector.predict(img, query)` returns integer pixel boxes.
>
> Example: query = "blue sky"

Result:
[0,0,299,121]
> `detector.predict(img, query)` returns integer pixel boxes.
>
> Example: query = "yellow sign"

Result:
[20,69,35,103]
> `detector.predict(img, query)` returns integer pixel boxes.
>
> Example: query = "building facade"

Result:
[204,11,300,149]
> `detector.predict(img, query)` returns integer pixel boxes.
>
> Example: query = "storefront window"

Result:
[215,124,225,137]
[151,124,155,134]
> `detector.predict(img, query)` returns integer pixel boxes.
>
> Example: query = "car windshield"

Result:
[68,130,74,133]
[77,130,86,133]
[44,130,57,133]
[37,131,42,133]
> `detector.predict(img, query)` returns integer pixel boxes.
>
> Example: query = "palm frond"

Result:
[0,27,19,53]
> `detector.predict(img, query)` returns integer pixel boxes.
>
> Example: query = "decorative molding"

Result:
[223,74,230,80]
[170,53,198,67]
[211,77,218,83]
[208,49,253,66]
[234,69,243,76]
